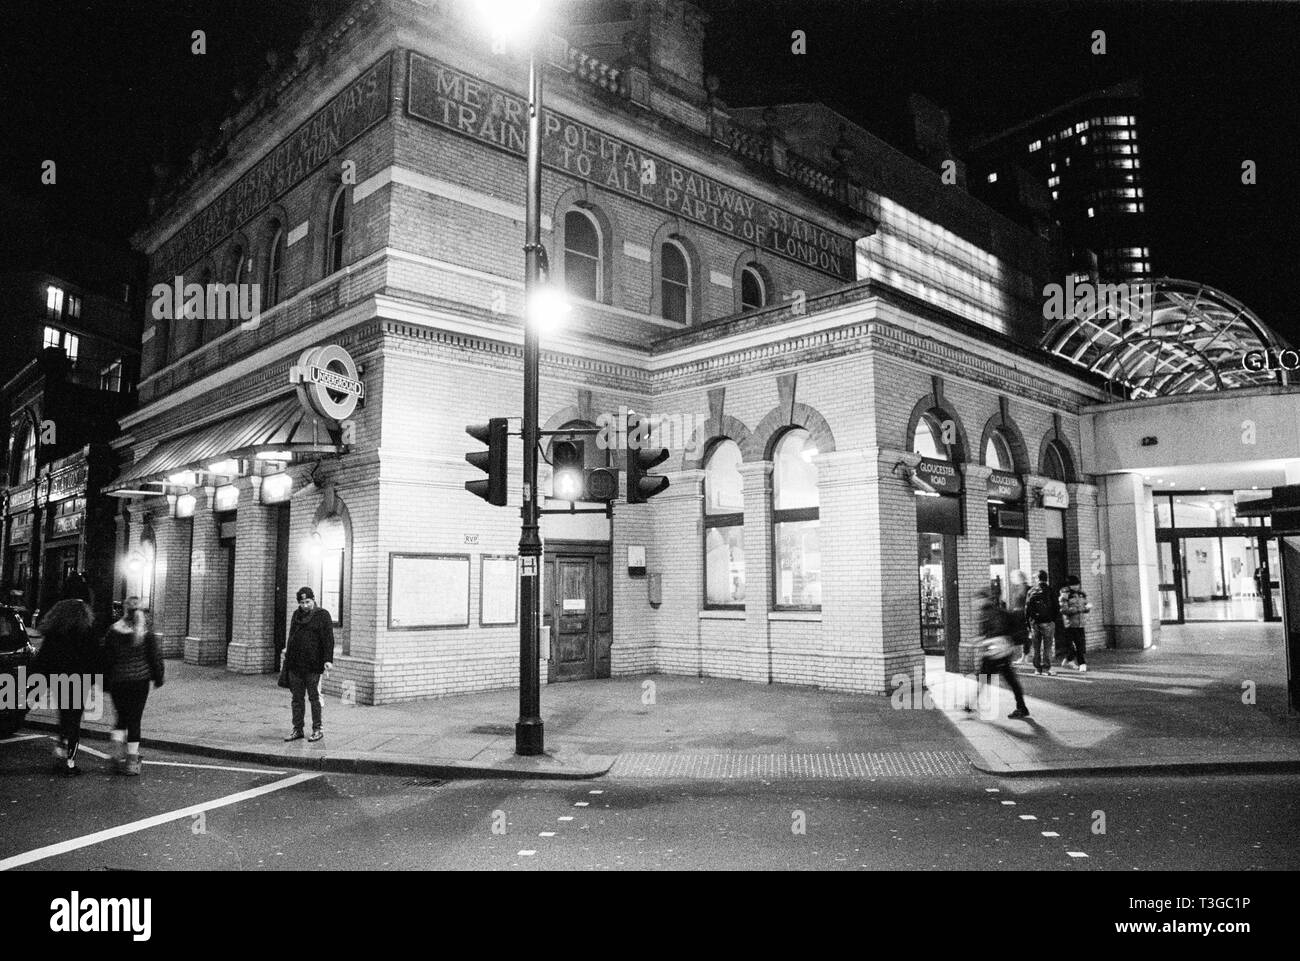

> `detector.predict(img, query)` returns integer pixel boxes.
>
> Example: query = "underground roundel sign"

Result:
[290,344,365,421]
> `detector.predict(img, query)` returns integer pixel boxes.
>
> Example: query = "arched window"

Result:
[984,431,1013,471]
[660,240,691,324]
[14,424,37,485]
[740,264,766,311]
[316,514,346,627]
[704,440,745,607]
[326,187,347,276]
[230,246,246,286]
[564,209,601,302]
[913,416,946,460]
[772,429,821,609]
[265,226,285,308]
[1043,441,1068,482]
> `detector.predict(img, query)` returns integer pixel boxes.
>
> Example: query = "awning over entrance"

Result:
[106,396,343,495]
[1236,485,1300,530]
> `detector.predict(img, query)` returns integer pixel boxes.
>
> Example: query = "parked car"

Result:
[0,605,34,736]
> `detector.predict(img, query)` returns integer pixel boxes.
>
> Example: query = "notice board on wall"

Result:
[388,553,470,629]
[480,555,519,626]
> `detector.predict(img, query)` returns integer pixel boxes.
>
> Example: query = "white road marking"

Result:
[0,772,319,871]
[574,801,589,807]
[1000,800,1016,806]
[984,787,1000,793]
[588,790,603,795]
[557,816,574,822]
[146,760,287,775]
[0,734,45,745]
[75,744,111,760]
[1019,815,1038,820]
[518,850,536,856]
[1042,831,1060,837]
[1067,851,1089,858]
[538,832,556,837]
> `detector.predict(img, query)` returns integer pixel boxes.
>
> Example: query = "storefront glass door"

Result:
[1161,533,1277,623]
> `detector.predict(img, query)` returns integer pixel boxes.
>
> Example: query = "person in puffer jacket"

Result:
[1058,575,1092,672]
[105,596,164,775]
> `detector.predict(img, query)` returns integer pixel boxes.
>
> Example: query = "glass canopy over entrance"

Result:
[1042,278,1290,398]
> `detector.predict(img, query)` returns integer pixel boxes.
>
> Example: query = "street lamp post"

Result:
[516,39,545,756]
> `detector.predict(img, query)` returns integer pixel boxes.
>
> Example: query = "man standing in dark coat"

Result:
[283,587,334,742]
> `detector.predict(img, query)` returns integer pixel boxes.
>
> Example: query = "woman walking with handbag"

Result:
[977,586,1030,720]
[105,596,165,776]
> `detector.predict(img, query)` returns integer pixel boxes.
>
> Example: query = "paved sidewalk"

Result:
[931,622,1300,776]
[20,623,1300,779]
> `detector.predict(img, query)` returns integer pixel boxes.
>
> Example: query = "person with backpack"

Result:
[1058,574,1092,672]
[1024,570,1059,676]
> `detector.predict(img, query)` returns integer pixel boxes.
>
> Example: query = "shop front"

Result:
[912,456,964,670]
[1156,490,1280,623]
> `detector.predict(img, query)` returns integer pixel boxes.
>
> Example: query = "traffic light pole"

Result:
[516,43,545,757]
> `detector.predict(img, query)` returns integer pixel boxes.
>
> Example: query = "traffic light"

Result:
[465,417,508,506]
[626,416,670,504]
[551,439,619,502]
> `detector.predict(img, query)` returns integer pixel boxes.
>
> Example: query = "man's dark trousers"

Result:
[289,670,322,732]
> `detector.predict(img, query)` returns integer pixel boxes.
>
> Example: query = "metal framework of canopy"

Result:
[1041,277,1289,398]
[106,396,342,496]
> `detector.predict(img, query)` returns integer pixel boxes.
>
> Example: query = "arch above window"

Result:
[660,239,690,324]
[913,417,945,460]
[1041,440,1070,482]
[704,439,745,515]
[773,428,820,511]
[326,186,348,276]
[265,223,286,309]
[984,431,1013,470]
[739,263,769,312]
[563,208,602,302]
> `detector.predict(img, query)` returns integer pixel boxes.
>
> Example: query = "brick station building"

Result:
[111,0,1110,704]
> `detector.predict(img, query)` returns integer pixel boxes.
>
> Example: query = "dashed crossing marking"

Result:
[1067,851,1089,858]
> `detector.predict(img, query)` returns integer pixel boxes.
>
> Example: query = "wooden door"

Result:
[544,545,612,681]
[553,556,594,681]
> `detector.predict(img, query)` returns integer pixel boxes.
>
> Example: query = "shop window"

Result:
[660,240,691,324]
[772,429,821,609]
[740,265,766,311]
[316,515,346,627]
[326,187,348,276]
[703,440,745,607]
[266,226,285,307]
[563,209,602,302]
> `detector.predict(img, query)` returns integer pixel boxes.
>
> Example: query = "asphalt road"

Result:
[1,734,1296,871]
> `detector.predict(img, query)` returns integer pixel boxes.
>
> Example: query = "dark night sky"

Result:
[2,0,1297,339]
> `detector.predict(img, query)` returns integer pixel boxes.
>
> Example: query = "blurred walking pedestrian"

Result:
[976,586,1030,719]
[104,596,165,775]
